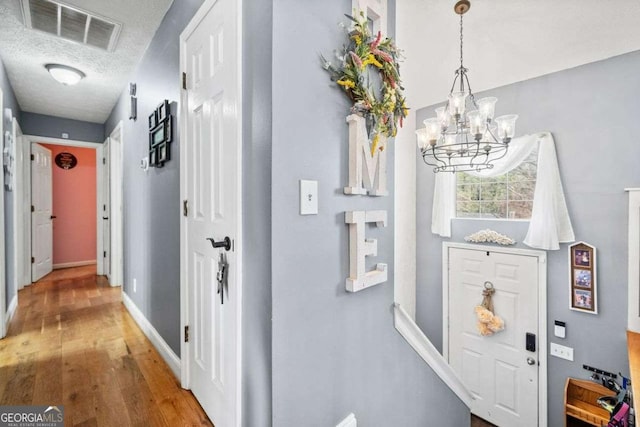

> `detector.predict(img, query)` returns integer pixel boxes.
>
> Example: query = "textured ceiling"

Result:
[397,0,640,110]
[0,0,173,124]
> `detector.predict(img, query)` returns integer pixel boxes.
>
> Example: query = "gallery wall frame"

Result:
[569,241,597,314]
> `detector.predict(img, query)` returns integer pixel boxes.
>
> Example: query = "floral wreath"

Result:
[322,12,408,154]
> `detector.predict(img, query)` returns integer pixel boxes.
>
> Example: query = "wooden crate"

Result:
[564,378,616,427]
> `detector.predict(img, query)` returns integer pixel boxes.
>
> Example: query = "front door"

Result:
[181,0,241,425]
[31,143,53,281]
[448,247,540,427]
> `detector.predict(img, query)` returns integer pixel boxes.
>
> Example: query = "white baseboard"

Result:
[121,291,181,379]
[5,295,17,328]
[393,303,473,408]
[53,260,97,270]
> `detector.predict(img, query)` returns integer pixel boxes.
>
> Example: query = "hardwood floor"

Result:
[0,266,213,426]
[471,414,497,427]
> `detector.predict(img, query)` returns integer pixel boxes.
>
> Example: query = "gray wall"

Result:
[416,50,640,425]
[270,0,468,425]
[21,112,104,143]
[104,0,203,356]
[241,0,273,425]
[1,56,21,311]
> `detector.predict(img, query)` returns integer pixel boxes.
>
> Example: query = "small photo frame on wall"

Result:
[569,242,597,314]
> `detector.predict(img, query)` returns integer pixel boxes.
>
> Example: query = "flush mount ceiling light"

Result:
[415,0,519,173]
[45,64,85,85]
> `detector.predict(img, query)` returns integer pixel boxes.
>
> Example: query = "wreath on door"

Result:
[475,282,505,336]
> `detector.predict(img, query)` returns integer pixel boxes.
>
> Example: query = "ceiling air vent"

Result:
[21,0,122,52]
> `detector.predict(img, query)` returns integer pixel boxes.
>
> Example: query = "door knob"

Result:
[102,217,109,220]
[206,236,231,251]
[527,357,536,366]
[50,215,57,219]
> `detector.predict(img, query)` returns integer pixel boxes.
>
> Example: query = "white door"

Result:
[31,143,53,281]
[448,247,539,427]
[102,138,111,280]
[181,0,241,424]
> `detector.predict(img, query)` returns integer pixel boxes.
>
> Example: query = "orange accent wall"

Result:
[41,144,97,265]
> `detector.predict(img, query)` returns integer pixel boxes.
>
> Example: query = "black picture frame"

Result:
[148,111,157,129]
[148,99,172,167]
[157,100,170,122]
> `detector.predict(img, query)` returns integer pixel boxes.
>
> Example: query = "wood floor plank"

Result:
[0,266,213,427]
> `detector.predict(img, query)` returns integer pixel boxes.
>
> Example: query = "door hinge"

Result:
[31,257,34,264]
[182,72,187,90]
[103,251,107,258]
[183,199,188,217]
[184,325,190,342]
[30,154,34,161]
[31,205,34,212]
[103,157,106,165]
[103,204,106,211]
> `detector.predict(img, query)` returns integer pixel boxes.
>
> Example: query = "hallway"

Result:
[0,266,212,426]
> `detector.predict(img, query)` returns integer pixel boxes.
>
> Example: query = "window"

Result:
[456,148,538,219]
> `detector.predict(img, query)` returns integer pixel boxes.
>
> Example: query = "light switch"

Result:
[300,180,318,215]
[554,320,566,338]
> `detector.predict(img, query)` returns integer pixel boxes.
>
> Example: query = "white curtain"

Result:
[431,132,575,250]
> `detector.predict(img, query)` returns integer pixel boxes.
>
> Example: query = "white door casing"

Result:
[13,119,29,290]
[31,143,53,281]
[109,123,123,287]
[101,138,111,280]
[180,0,243,425]
[445,244,547,427]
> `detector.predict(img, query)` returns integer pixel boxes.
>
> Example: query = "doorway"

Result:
[443,243,547,427]
[13,133,123,289]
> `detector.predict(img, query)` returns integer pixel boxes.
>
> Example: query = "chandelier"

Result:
[415,0,518,173]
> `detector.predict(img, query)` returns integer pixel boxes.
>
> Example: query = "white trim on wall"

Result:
[5,295,17,329]
[442,242,548,427]
[393,303,474,407]
[53,260,96,270]
[122,291,181,379]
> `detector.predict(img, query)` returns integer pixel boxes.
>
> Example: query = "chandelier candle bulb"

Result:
[435,106,451,129]
[415,128,429,150]
[466,110,484,139]
[423,118,441,146]
[448,91,468,117]
[477,97,498,122]
[495,114,518,141]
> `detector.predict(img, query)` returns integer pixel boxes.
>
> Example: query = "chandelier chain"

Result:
[459,14,464,69]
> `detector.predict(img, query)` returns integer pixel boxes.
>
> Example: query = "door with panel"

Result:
[448,247,539,427]
[31,143,53,281]
[181,0,241,425]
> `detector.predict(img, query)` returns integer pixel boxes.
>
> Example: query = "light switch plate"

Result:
[550,342,573,361]
[300,180,318,215]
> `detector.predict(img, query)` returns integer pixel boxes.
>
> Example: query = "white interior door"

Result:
[182,0,241,424]
[31,143,53,281]
[102,138,111,280]
[448,247,539,427]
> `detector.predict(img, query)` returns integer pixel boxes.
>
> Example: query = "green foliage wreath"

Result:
[322,12,408,154]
